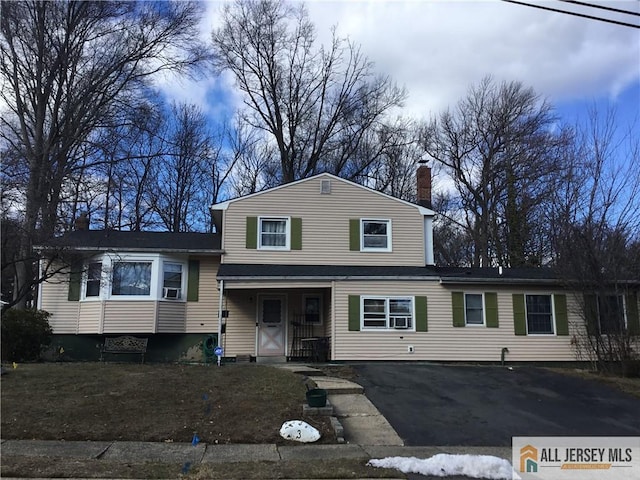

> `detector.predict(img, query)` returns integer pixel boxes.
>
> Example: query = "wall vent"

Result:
[320,179,331,194]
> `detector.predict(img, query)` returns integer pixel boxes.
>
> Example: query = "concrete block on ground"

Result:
[101,441,205,463]
[340,416,404,446]
[309,376,363,394]
[272,364,324,375]
[277,443,368,461]
[201,443,280,463]
[0,440,112,459]
[330,416,345,443]
[303,400,334,416]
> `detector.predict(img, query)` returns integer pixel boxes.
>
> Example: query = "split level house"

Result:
[36,168,640,363]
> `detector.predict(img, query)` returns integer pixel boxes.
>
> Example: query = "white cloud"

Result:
[157,0,639,123]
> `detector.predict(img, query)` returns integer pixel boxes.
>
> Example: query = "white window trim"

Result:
[464,292,485,326]
[81,259,105,301]
[524,293,556,336]
[160,260,187,302]
[360,218,392,252]
[258,216,291,250]
[79,253,188,302]
[302,294,323,325]
[360,296,415,331]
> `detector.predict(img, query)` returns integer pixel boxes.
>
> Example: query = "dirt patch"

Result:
[319,364,360,381]
[0,363,334,444]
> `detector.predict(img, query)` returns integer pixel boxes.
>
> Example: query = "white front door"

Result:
[258,295,286,356]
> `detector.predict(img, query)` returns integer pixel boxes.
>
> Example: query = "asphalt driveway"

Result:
[351,363,640,446]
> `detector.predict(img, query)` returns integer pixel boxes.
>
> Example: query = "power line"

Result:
[558,0,640,18]
[501,0,640,28]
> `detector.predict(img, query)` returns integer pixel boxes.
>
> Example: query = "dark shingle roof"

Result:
[217,264,440,279]
[218,264,562,284]
[36,230,221,253]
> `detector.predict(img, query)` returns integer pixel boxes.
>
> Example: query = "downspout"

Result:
[217,279,224,367]
[331,280,336,361]
[36,258,43,310]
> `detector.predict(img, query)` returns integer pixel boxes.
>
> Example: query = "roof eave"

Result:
[35,246,223,254]
[439,277,561,285]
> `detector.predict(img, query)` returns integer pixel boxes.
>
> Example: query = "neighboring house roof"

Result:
[217,263,440,280]
[218,263,563,285]
[210,172,436,217]
[35,230,222,254]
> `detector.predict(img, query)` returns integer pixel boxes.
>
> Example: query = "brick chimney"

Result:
[417,165,432,209]
[74,212,89,231]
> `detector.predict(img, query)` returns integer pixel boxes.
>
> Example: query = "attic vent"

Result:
[320,179,331,194]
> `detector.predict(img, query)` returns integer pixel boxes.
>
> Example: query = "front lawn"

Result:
[0,363,334,444]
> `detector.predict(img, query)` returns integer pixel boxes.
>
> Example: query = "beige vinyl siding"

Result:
[222,176,425,266]
[223,290,257,355]
[78,302,102,333]
[333,281,583,362]
[157,302,186,332]
[39,271,80,334]
[102,301,156,333]
[186,257,220,333]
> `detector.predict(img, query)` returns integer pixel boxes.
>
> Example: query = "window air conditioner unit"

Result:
[163,287,181,299]
[392,317,410,329]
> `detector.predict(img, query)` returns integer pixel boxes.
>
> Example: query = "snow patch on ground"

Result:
[368,454,518,479]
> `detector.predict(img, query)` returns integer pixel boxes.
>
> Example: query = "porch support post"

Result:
[217,279,224,367]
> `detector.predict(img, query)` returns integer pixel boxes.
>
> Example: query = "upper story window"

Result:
[259,217,290,250]
[361,219,391,252]
[163,263,183,299]
[85,262,102,297]
[465,293,484,325]
[362,296,413,330]
[111,261,152,296]
[525,294,554,335]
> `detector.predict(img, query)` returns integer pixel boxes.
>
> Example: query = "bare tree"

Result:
[0,0,207,307]
[211,0,405,184]
[421,76,572,267]
[552,106,640,375]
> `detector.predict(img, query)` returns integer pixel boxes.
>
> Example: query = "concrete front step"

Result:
[255,356,287,364]
[309,376,364,394]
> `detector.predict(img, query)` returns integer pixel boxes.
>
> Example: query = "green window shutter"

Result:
[554,294,569,336]
[584,294,598,336]
[626,292,640,336]
[513,293,527,335]
[415,296,428,332]
[452,292,465,327]
[348,295,360,331]
[485,292,499,328]
[67,262,82,302]
[246,216,257,249]
[553,294,569,335]
[187,260,200,302]
[291,217,302,250]
[349,219,360,251]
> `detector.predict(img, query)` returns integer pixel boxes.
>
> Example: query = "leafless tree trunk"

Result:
[0,0,207,307]
[211,0,405,185]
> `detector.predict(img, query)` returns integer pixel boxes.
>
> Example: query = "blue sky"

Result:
[156,0,639,147]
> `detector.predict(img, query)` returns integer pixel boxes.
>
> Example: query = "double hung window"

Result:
[362,297,413,330]
[259,217,289,249]
[525,294,554,334]
[163,263,183,299]
[597,295,625,334]
[361,219,391,251]
[465,293,484,325]
[85,262,102,297]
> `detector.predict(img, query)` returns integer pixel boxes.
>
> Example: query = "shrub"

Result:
[1,309,52,362]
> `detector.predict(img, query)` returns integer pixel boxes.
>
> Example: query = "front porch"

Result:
[218,284,333,363]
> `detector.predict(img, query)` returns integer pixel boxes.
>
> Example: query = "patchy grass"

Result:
[319,364,361,381]
[0,363,334,444]
[0,456,401,479]
[548,367,640,399]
